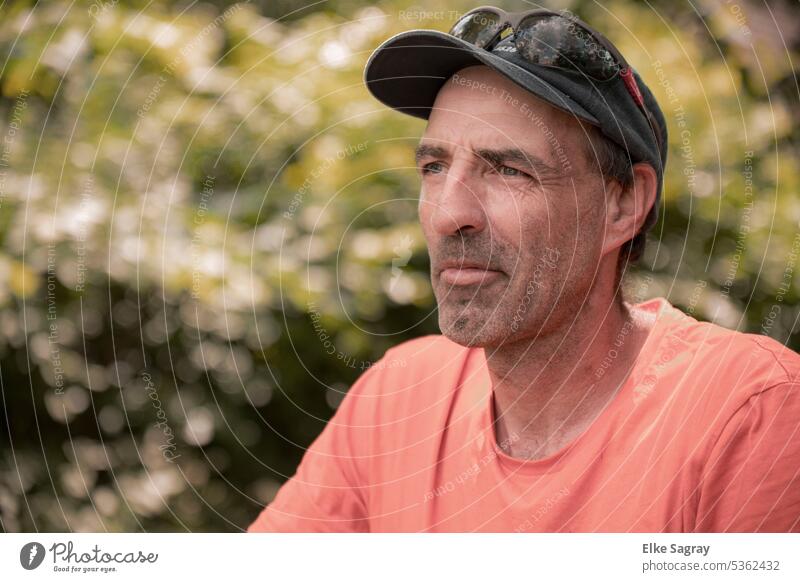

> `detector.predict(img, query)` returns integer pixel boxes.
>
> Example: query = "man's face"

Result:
[417,65,609,347]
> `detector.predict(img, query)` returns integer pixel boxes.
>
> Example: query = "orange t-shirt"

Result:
[248,297,800,532]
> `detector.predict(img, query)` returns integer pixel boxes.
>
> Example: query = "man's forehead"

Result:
[426,68,587,165]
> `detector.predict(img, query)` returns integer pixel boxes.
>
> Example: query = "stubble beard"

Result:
[435,275,536,347]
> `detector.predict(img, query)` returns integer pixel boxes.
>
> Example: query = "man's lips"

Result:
[437,261,504,286]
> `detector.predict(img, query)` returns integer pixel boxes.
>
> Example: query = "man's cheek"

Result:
[529,246,562,289]
[519,198,564,243]
[575,197,607,247]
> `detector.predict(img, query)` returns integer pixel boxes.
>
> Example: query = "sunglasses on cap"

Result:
[449,6,663,154]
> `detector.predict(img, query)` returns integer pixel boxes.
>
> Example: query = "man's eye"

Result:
[420,161,444,175]
[497,165,530,178]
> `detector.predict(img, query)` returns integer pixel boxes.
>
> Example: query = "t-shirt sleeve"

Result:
[247,360,384,533]
[694,381,800,532]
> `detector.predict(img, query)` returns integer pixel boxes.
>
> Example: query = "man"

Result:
[249,7,800,532]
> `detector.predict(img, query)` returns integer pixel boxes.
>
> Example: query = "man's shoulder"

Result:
[631,299,800,454]
[741,333,800,384]
[384,333,468,361]
[649,297,800,388]
[351,334,475,407]
[375,333,475,387]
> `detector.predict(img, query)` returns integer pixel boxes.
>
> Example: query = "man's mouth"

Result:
[437,261,503,286]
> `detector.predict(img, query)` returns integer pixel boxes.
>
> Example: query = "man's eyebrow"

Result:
[414,143,448,164]
[414,143,562,178]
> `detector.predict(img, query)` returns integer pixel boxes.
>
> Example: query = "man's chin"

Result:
[437,312,506,348]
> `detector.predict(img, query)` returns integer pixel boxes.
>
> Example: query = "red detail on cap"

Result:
[621,68,644,108]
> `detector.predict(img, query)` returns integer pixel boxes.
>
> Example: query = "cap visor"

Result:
[364,29,598,124]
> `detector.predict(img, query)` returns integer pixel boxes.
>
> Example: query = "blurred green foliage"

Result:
[0,0,798,531]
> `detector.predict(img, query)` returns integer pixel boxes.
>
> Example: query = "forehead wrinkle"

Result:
[429,84,583,174]
[421,111,568,165]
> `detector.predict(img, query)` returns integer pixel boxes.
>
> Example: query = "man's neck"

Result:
[485,291,653,460]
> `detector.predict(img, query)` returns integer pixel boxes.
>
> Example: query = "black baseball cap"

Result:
[363,24,668,233]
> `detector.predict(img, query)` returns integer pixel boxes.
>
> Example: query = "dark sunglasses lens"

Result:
[516,15,619,80]
[450,10,503,48]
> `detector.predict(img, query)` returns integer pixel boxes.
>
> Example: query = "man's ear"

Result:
[602,162,657,256]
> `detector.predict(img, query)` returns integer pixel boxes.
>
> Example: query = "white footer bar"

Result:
[1,533,797,581]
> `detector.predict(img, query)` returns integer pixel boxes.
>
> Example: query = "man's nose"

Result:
[425,165,488,237]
